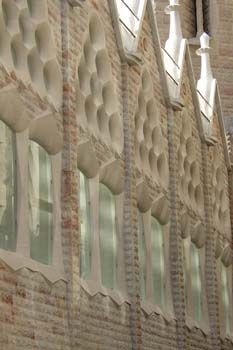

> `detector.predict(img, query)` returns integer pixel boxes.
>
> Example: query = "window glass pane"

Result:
[29,141,53,265]
[151,217,165,305]
[138,210,145,300]
[221,265,231,334]
[0,120,16,251]
[99,183,117,289]
[79,171,91,279]
[190,242,202,322]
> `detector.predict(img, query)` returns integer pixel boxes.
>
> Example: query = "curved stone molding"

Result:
[134,67,169,189]
[178,109,204,214]
[211,145,231,236]
[77,140,100,178]
[80,278,129,307]
[221,244,233,268]
[0,84,29,132]
[180,210,191,238]
[76,12,123,154]
[99,159,124,195]
[191,220,205,248]
[215,233,223,259]
[151,193,170,225]
[136,180,152,213]
[0,0,62,109]
[0,248,65,283]
[29,112,63,155]
[141,300,175,323]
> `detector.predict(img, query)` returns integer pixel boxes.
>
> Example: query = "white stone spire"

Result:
[165,0,182,42]
[196,32,213,80]
[196,33,216,133]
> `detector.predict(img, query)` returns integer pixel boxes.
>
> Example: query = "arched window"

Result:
[0,120,16,251]
[138,209,146,300]
[190,242,202,322]
[79,171,91,279]
[28,141,53,265]
[151,216,165,305]
[99,183,117,289]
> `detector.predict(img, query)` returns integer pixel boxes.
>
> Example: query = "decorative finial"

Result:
[196,32,213,80]
[165,0,182,40]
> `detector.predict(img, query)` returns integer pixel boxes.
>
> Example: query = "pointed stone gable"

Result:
[114,0,147,53]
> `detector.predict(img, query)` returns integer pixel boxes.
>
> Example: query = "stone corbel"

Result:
[77,140,100,178]
[136,180,152,213]
[99,158,124,195]
[190,220,205,248]
[221,244,233,267]
[151,193,170,225]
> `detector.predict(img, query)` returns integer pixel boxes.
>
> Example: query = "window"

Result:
[79,171,91,279]
[28,141,53,265]
[0,120,16,251]
[151,216,165,305]
[115,0,146,52]
[99,183,117,289]
[138,210,146,300]
[190,242,202,322]
[221,264,231,335]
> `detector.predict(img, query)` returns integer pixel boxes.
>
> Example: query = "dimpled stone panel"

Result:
[0,0,62,109]
[134,67,169,190]
[76,13,123,155]
[211,146,231,235]
[178,109,204,213]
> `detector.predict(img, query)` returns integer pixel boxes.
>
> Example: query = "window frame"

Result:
[217,253,233,340]
[78,171,127,305]
[182,236,209,333]
[0,105,64,283]
[137,208,174,321]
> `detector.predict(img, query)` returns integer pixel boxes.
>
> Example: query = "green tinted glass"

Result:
[0,121,16,251]
[221,265,231,334]
[190,242,202,322]
[79,171,91,279]
[99,183,117,289]
[151,217,165,305]
[138,210,146,301]
[29,141,53,265]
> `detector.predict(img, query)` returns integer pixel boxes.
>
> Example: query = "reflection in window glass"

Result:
[221,264,231,335]
[190,242,202,322]
[29,141,53,265]
[79,171,91,279]
[138,210,145,301]
[0,120,16,251]
[99,183,117,289]
[151,217,165,305]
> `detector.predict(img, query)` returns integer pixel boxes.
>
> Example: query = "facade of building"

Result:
[0,0,233,349]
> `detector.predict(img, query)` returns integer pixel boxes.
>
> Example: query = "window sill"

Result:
[186,315,210,335]
[0,248,66,283]
[141,300,176,323]
[80,278,129,306]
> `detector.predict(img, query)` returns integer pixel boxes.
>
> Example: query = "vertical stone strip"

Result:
[167,108,186,350]
[61,1,80,349]
[201,142,220,350]
[122,62,142,350]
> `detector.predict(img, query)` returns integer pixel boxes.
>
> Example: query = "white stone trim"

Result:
[139,209,175,322]
[78,169,127,305]
[183,236,209,334]
[0,86,64,283]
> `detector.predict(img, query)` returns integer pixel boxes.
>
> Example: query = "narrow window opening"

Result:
[29,141,53,265]
[0,120,16,252]
[190,242,202,322]
[99,183,117,289]
[138,210,146,300]
[79,171,91,279]
[151,216,165,306]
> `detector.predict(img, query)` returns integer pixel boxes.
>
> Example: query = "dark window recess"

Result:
[202,0,210,34]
